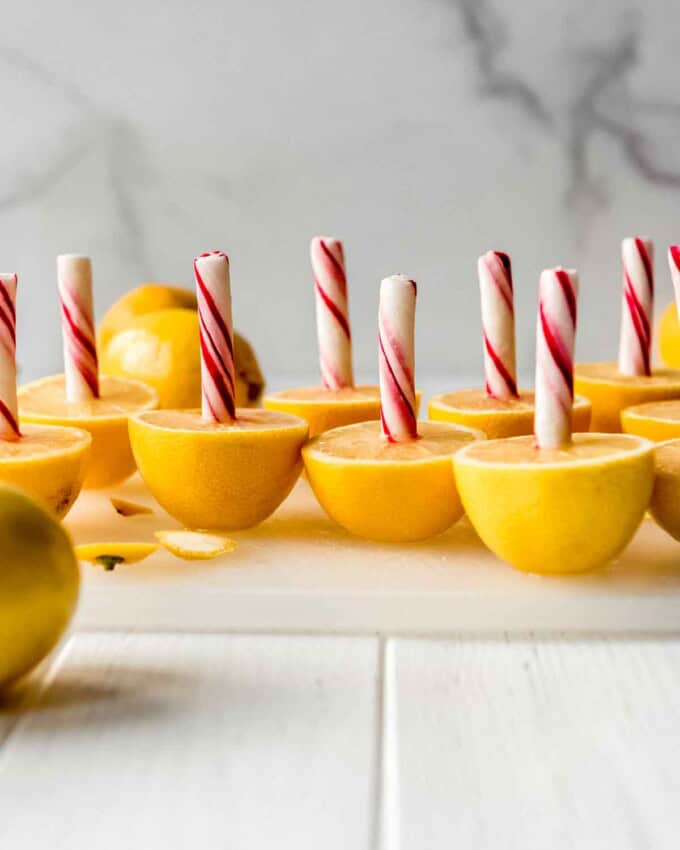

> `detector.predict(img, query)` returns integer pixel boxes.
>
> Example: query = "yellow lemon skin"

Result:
[129,409,308,530]
[99,309,201,410]
[648,440,680,540]
[100,309,264,410]
[19,375,158,490]
[428,389,592,439]
[264,386,381,437]
[264,387,421,438]
[0,424,91,519]
[303,420,484,543]
[0,486,79,689]
[621,400,680,442]
[455,434,654,575]
[97,283,197,352]
[574,362,680,432]
[659,301,680,368]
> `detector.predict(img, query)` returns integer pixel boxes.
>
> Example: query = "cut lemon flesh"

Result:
[428,388,591,439]
[303,420,484,542]
[575,362,680,432]
[648,439,680,540]
[130,408,308,530]
[621,400,680,442]
[455,433,654,574]
[155,530,237,560]
[264,385,382,437]
[76,542,159,570]
[19,374,158,489]
[0,423,91,518]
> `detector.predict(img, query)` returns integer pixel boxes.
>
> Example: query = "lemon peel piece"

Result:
[155,530,237,560]
[110,497,154,517]
[75,542,159,570]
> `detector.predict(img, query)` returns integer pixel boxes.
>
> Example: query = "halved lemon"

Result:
[303,419,484,542]
[428,388,592,439]
[129,408,308,530]
[574,362,680,432]
[264,385,382,437]
[455,433,654,574]
[0,424,91,518]
[648,439,680,540]
[19,374,158,489]
[621,399,680,442]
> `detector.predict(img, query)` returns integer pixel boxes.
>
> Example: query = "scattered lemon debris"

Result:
[110,497,154,517]
[155,530,238,561]
[75,542,159,571]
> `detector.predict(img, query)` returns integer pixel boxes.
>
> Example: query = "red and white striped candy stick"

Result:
[311,236,354,390]
[668,246,680,320]
[478,250,518,399]
[57,254,99,401]
[535,267,579,449]
[379,274,418,442]
[0,273,20,441]
[618,236,654,377]
[194,251,236,423]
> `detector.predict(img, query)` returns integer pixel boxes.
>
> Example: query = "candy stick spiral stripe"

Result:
[194,251,236,423]
[535,267,579,449]
[618,236,654,377]
[478,250,518,399]
[57,254,99,401]
[0,273,19,440]
[379,275,418,442]
[668,245,680,321]
[311,236,353,390]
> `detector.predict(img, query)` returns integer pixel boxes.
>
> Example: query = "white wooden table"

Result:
[2,376,679,848]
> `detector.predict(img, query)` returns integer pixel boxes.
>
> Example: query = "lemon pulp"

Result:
[0,423,91,518]
[19,374,158,488]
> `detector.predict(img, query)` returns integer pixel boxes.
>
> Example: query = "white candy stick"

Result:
[378,274,418,442]
[311,236,353,390]
[57,254,99,401]
[0,273,19,440]
[194,251,236,423]
[535,267,579,449]
[478,250,518,399]
[618,236,654,377]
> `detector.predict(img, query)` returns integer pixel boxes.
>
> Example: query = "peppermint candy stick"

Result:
[618,236,654,377]
[57,254,99,401]
[668,246,680,321]
[478,250,518,399]
[535,267,579,449]
[379,274,418,442]
[0,273,19,440]
[311,236,353,390]
[194,251,236,423]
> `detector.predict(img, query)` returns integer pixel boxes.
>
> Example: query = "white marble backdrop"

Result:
[2,0,679,383]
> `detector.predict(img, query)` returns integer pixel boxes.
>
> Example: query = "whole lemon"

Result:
[0,486,80,689]
[98,285,265,409]
[659,301,680,367]
[98,283,197,353]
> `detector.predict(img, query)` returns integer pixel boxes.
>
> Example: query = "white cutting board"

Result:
[66,472,680,634]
